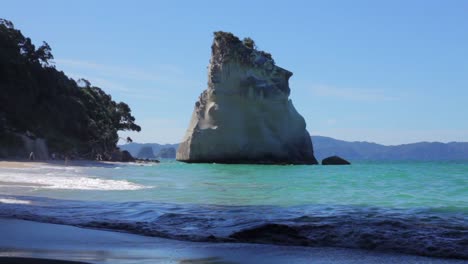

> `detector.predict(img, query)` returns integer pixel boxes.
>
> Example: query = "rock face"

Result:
[110,149,135,162]
[177,32,318,164]
[121,150,135,162]
[322,156,351,165]
[20,133,49,160]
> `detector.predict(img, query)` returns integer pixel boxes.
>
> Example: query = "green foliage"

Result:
[212,31,275,66]
[0,18,140,158]
[242,37,256,49]
[213,31,241,44]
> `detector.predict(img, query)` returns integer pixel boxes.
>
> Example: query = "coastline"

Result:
[0,218,466,264]
[0,159,146,169]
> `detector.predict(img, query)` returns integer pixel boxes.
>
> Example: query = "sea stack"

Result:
[177,32,318,164]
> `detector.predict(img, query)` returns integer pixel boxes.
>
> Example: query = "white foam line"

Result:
[0,172,148,191]
[0,198,31,204]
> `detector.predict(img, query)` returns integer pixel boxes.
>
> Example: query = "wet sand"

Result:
[0,161,39,168]
[0,218,465,264]
[0,257,89,264]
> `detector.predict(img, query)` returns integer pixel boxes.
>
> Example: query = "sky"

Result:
[3,0,468,145]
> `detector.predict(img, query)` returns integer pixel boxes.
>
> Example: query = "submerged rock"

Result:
[177,32,318,165]
[322,156,351,165]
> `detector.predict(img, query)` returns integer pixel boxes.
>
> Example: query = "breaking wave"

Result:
[0,195,466,259]
[0,170,147,191]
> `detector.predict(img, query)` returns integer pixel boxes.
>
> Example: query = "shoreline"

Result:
[0,159,153,169]
[0,218,466,264]
[0,257,89,264]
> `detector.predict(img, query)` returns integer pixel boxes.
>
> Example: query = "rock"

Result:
[322,156,351,165]
[20,133,49,160]
[109,150,122,161]
[121,150,135,162]
[157,147,176,159]
[109,149,135,162]
[177,32,318,164]
[137,146,155,159]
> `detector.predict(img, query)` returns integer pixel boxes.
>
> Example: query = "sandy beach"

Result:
[0,161,40,168]
[0,160,133,169]
[0,218,466,264]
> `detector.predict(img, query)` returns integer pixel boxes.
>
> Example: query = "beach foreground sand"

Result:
[0,218,465,264]
[0,161,40,168]
[0,257,88,264]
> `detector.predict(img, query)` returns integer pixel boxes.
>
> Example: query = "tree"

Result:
[0,18,14,29]
[115,102,141,132]
[36,41,54,66]
[0,18,141,159]
[77,78,91,88]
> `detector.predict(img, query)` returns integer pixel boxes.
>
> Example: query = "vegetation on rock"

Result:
[213,31,275,66]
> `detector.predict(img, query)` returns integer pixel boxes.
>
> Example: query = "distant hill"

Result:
[312,136,468,161]
[119,143,178,159]
[136,146,156,159]
[119,136,468,162]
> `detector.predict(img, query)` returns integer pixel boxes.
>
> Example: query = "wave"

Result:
[0,171,147,191]
[0,195,466,259]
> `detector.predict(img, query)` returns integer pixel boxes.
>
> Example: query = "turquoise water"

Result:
[0,161,467,258]
[18,161,468,209]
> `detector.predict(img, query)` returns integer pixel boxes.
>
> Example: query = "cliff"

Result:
[176,32,317,164]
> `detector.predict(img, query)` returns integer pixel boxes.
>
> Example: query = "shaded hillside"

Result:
[0,19,140,158]
[312,136,468,161]
[312,136,387,161]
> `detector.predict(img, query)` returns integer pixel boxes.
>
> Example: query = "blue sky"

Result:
[3,0,468,145]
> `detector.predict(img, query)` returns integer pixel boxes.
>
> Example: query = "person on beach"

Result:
[29,152,35,161]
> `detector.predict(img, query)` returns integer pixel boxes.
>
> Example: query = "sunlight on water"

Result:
[1,161,467,259]
[1,161,467,209]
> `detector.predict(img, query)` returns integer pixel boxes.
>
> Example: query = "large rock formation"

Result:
[177,32,318,164]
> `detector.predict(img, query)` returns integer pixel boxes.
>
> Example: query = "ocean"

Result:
[0,161,467,259]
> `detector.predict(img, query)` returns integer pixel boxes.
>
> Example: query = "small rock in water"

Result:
[322,156,351,165]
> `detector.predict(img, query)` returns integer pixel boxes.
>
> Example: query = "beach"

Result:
[2,218,467,264]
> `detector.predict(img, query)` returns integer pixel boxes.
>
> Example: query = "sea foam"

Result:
[0,167,147,191]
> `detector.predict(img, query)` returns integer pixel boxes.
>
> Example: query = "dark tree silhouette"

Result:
[0,18,141,158]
